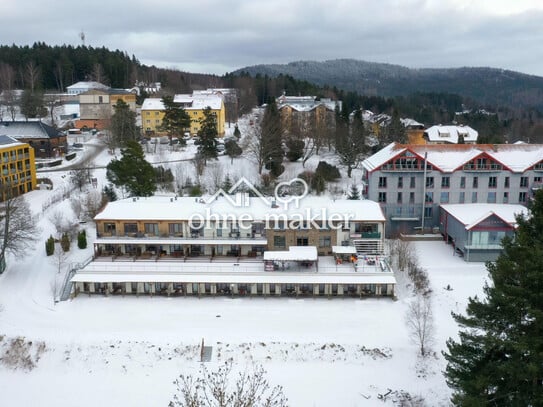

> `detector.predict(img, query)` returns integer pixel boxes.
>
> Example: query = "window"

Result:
[504,177,510,188]
[535,176,542,183]
[460,176,466,189]
[487,192,496,203]
[472,191,477,203]
[296,237,309,246]
[123,223,138,235]
[425,192,433,203]
[98,96,103,103]
[503,192,509,203]
[395,207,402,216]
[424,207,433,218]
[146,112,150,116]
[378,177,387,188]
[168,223,183,236]
[378,192,387,203]
[397,176,403,188]
[397,192,402,203]
[273,236,286,248]
[409,192,415,204]
[473,177,478,188]
[425,177,434,188]
[104,223,116,235]
[520,176,529,188]
[440,192,449,203]
[144,223,159,236]
[441,176,450,188]
[519,192,527,203]
[410,176,416,188]
[459,191,465,203]
[488,176,497,188]
[318,236,331,247]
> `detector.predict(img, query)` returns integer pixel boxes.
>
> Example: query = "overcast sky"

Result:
[2,0,543,76]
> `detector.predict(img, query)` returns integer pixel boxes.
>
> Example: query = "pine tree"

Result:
[222,174,233,192]
[348,184,360,200]
[77,230,87,249]
[225,139,242,164]
[443,189,543,406]
[335,106,367,178]
[110,99,138,148]
[60,233,70,252]
[233,124,241,139]
[106,140,157,197]
[159,95,190,144]
[197,107,218,163]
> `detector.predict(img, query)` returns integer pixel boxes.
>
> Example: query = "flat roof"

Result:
[96,237,267,246]
[71,270,396,285]
[263,246,318,261]
[332,246,357,254]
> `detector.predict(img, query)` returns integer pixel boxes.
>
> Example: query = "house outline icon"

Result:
[205,177,272,207]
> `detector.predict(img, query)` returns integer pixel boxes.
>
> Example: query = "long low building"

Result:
[69,194,396,299]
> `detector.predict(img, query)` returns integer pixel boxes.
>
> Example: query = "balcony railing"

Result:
[463,163,502,171]
[350,232,381,239]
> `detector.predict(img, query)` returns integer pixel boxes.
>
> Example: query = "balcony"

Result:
[350,232,381,239]
[463,163,502,172]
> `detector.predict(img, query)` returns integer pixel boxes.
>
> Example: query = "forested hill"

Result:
[234,59,543,110]
[0,43,140,90]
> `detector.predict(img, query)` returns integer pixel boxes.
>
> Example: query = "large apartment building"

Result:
[362,142,543,236]
[0,135,37,201]
[141,93,226,137]
[69,195,396,299]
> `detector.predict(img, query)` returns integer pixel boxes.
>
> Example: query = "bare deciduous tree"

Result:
[70,165,94,192]
[0,63,18,121]
[169,360,288,407]
[84,190,106,220]
[0,195,40,272]
[206,163,224,193]
[406,295,434,357]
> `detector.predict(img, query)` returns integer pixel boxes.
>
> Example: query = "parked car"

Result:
[216,144,225,152]
[159,136,169,144]
[72,143,83,149]
[170,138,180,146]
[193,137,202,145]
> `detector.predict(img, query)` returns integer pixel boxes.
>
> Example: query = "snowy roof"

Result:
[332,246,357,254]
[440,204,528,230]
[0,121,63,140]
[276,95,340,113]
[141,98,165,111]
[263,247,318,261]
[94,196,386,223]
[424,125,478,144]
[400,118,424,128]
[173,94,223,110]
[96,237,268,246]
[67,81,108,92]
[362,142,543,174]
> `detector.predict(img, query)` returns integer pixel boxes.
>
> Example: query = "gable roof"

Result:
[362,142,543,173]
[0,121,63,140]
[440,203,528,230]
[424,125,478,143]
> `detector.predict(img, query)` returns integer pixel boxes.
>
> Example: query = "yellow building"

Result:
[141,94,226,137]
[140,98,166,136]
[0,135,37,201]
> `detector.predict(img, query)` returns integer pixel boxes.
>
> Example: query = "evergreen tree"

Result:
[225,139,242,164]
[103,184,118,202]
[443,189,543,406]
[159,95,190,144]
[197,107,218,163]
[233,124,241,139]
[261,99,284,177]
[109,99,138,148]
[106,140,156,197]
[347,184,360,200]
[60,233,70,252]
[77,230,87,249]
[222,173,233,192]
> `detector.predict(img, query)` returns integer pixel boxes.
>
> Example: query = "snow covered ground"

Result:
[0,114,490,406]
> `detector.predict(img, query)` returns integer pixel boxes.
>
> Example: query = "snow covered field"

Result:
[0,118,490,406]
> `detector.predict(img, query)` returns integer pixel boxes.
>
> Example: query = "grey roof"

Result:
[0,121,63,140]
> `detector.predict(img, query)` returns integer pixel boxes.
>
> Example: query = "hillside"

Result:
[234,59,543,110]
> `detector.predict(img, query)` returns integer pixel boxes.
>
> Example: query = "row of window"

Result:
[378,191,527,204]
[378,175,537,189]
[273,236,331,248]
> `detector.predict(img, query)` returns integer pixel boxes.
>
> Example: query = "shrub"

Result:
[189,184,203,197]
[285,139,304,162]
[269,162,285,178]
[77,230,87,250]
[60,233,70,252]
[45,235,55,256]
[315,161,340,181]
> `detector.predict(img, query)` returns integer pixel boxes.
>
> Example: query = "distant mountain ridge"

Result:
[234,59,543,110]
